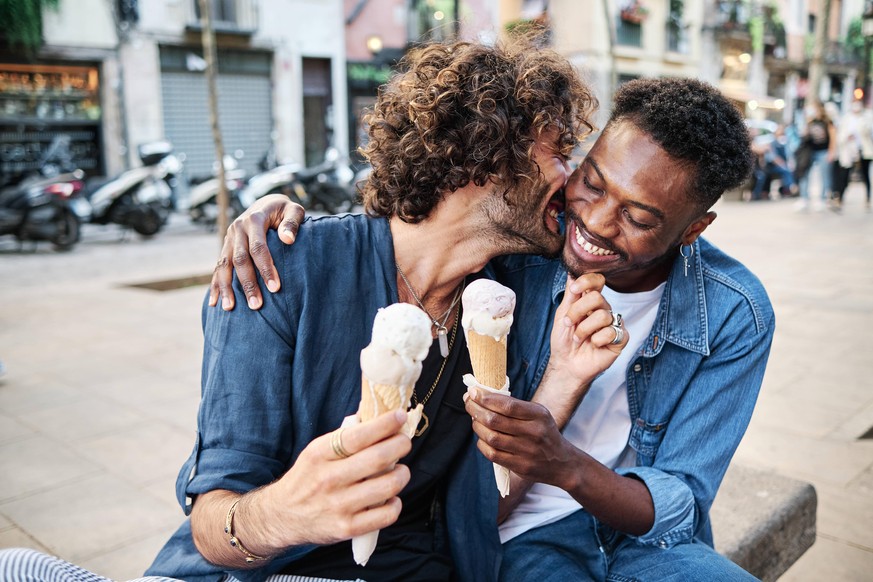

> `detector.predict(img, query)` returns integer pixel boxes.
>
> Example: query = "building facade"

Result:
[1,0,348,190]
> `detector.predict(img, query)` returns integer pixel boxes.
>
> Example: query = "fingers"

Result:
[318,410,411,483]
[568,273,606,295]
[571,308,614,344]
[465,388,548,425]
[209,232,237,311]
[328,410,408,459]
[346,495,404,538]
[564,289,611,328]
[243,209,281,299]
[592,322,630,350]
[231,216,263,310]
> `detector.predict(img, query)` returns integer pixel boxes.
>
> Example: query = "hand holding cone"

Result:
[461,279,516,496]
[352,303,432,565]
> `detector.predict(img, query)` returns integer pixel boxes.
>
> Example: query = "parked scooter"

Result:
[0,168,91,251]
[81,140,181,236]
[288,147,356,214]
[188,153,249,228]
[237,148,303,209]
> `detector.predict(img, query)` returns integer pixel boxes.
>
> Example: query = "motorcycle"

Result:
[239,146,360,214]
[0,168,91,251]
[188,153,249,228]
[289,147,357,214]
[80,140,182,236]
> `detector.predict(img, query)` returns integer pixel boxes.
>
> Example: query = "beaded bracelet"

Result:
[224,498,267,564]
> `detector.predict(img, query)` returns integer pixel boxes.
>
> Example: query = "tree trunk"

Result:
[198,0,230,242]
[808,0,832,104]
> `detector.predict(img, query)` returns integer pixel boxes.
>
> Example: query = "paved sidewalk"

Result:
[1,191,872,580]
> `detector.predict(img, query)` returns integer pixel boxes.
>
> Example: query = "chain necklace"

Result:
[395,264,464,357]
[410,300,460,437]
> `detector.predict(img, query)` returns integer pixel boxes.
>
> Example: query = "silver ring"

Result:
[609,325,624,345]
[610,311,623,327]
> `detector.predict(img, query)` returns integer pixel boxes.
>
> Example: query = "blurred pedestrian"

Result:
[796,101,836,212]
[751,124,795,200]
[832,98,873,211]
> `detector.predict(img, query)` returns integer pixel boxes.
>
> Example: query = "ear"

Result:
[680,211,716,246]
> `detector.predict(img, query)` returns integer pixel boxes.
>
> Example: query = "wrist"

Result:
[557,446,588,496]
[233,488,286,559]
[225,497,269,564]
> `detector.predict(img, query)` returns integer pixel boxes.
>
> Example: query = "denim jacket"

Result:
[495,237,774,552]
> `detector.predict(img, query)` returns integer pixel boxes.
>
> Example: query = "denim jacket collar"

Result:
[548,239,710,359]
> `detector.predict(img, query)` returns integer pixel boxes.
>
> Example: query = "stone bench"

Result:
[711,464,817,581]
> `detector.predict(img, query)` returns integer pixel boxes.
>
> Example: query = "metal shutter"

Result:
[160,68,272,186]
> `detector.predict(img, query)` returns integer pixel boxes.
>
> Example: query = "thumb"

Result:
[278,202,306,245]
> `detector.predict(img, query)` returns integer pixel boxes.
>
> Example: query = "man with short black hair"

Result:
[464,77,770,580]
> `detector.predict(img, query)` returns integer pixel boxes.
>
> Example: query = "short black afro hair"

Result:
[608,78,753,209]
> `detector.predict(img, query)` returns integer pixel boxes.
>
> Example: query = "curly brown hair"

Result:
[360,39,598,222]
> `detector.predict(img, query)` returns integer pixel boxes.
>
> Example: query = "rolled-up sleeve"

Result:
[176,232,297,514]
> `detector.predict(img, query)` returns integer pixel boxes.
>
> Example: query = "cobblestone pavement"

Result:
[0,190,871,580]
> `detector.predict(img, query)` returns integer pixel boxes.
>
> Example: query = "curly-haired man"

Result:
[0,37,612,582]
[206,77,772,581]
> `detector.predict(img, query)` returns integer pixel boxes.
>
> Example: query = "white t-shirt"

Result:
[498,282,666,543]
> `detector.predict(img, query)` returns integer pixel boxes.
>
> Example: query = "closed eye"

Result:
[623,208,655,230]
[582,175,601,194]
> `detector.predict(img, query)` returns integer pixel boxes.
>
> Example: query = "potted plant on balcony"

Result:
[621,1,650,25]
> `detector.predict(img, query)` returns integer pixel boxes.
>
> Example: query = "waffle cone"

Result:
[360,374,410,422]
[466,331,507,390]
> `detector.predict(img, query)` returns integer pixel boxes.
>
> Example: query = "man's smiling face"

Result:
[562,119,716,292]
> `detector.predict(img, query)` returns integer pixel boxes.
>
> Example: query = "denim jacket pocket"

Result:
[628,418,669,466]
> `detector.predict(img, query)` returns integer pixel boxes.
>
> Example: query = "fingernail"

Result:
[208,294,217,307]
[248,296,261,310]
[394,410,407,422]
[222,296,232,310]
[267,279,279,293]
[462,392,469,403]
[468,386,479,399]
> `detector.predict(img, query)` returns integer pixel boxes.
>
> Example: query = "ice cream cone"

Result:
[466,330,507,390]
[461,280,516,498]
[351,303,432,566]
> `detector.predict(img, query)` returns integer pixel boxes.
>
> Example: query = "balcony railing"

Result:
[187,0,259,35]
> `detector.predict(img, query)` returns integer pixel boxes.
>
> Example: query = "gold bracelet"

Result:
[224,498,268,564]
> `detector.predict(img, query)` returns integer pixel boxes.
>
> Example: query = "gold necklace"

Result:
[410,301,460,437]
[395,264,464,357]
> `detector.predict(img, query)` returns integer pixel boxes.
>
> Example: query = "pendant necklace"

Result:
[409,301,460,436]
[395,264,464,357]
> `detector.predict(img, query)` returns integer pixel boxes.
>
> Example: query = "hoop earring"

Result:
[680,244,694,277]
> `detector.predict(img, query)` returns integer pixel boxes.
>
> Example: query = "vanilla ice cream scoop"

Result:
[370,303,433,363]
[360,343,423,387]
[461,279,516,340]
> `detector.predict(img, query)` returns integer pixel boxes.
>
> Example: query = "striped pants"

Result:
[0,548,363,582]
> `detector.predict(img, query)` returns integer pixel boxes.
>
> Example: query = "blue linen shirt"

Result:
[148,214,479,581]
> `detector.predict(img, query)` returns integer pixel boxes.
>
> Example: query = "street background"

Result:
[1,187,872,580]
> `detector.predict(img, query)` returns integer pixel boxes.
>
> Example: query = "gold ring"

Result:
[330,428,351,459]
